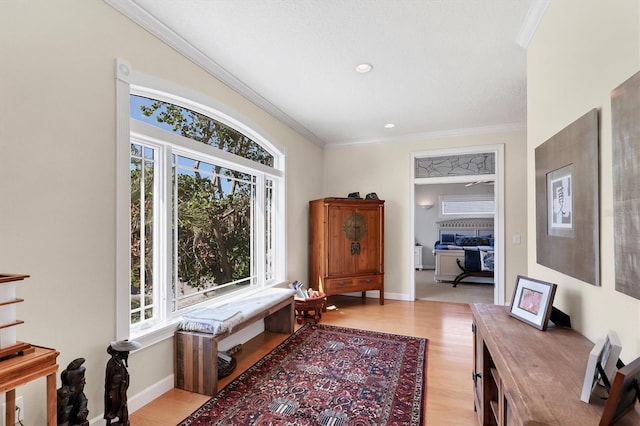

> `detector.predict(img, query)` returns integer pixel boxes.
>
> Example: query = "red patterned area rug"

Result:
[178,323,428,426]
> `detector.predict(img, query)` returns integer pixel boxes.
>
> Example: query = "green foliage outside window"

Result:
[130,96,274,316]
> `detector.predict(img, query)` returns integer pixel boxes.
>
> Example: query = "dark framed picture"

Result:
[509,275,557,331]
[581,330,622,403]
[599,356,640,425]
[547,164,574,237]
[535,108,600,286]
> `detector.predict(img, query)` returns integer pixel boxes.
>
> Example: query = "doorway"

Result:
[409,145,505,305]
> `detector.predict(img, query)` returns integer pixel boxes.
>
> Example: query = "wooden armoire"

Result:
[308,197,384,304]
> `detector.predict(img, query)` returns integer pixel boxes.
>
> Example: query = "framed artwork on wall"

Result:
[535,109,600,286]
[612,70,640,300]
[546,164,574,238]
[509,275,557,331]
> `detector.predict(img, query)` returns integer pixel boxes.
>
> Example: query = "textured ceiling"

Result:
[109,0,545,146]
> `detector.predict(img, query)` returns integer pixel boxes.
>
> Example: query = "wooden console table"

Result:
[471,303,640,425]
[0,345,59,426]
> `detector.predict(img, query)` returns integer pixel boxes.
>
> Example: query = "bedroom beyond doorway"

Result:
[411,145,505,305]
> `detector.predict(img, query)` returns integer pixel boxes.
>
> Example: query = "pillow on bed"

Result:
[455,233,474,239]
[480,250,495,271]
[455,236,490,246]
[440,233,456,243]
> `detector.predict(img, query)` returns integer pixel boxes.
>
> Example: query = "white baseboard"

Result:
[129,375,175,414]
[89,375,174,425]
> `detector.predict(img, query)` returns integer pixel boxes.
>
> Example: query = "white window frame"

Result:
[115,59,286,347]
[439,194,495,218]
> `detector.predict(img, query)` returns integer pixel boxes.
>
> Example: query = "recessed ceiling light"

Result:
[355,63,373,73]
[384,123,395,129]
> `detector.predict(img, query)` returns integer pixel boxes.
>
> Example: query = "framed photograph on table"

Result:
[600,330,623,387]
[581,331,622,403]
[600,356,640,425]
[509,275,557,331]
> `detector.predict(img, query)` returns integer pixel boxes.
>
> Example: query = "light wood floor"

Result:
[415,269,494,304]
[130,296,478,426]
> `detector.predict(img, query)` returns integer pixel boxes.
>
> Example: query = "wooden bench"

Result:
[174,288,295,396]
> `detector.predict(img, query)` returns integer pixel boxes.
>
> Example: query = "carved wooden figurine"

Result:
[104,340,141,426]
[57,357,89,426]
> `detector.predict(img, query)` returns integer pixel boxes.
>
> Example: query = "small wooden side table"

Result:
[294,295,326,324]
[0,344,59,426]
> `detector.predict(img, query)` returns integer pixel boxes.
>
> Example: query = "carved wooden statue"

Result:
[57,357,89,426]
[104,340,140,426]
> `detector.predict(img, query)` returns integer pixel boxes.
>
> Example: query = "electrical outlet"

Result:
[0,396,24,426]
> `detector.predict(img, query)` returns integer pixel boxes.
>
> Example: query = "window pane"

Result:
[172,155,256,310]
[415,153,495,178]
[131,95,274,167]
[124,82,285,340]
[441,197,495,216]
[130,144,155,326]
[265,178,274,282]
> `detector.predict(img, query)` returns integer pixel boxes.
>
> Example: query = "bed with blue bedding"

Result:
[432,219,495,286]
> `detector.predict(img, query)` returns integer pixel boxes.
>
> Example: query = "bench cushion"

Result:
[178,287,295,335]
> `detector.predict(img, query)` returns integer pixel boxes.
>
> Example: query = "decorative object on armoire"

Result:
[508,275,557,331]
[612,69,640,300]
[57,357,89,425]
[535,108,600,286]
[308,197,384,306]
[365,192,378,200]
[347,191,361,199]
[104,339,141,426]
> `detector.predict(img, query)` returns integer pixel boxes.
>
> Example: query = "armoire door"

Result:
[326,204,381,277]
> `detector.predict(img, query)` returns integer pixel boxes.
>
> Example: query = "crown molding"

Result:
[516,0,550,48]
[326,122,527,148]
[103,0,325,147]
[105,0,531,148]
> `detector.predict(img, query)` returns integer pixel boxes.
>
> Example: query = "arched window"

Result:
[116,60,285,344]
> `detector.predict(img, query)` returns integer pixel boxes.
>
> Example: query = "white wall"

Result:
[415,183,494,268]
[0,1,322,424]
[323,128,527,301]
[527,0,640,360]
